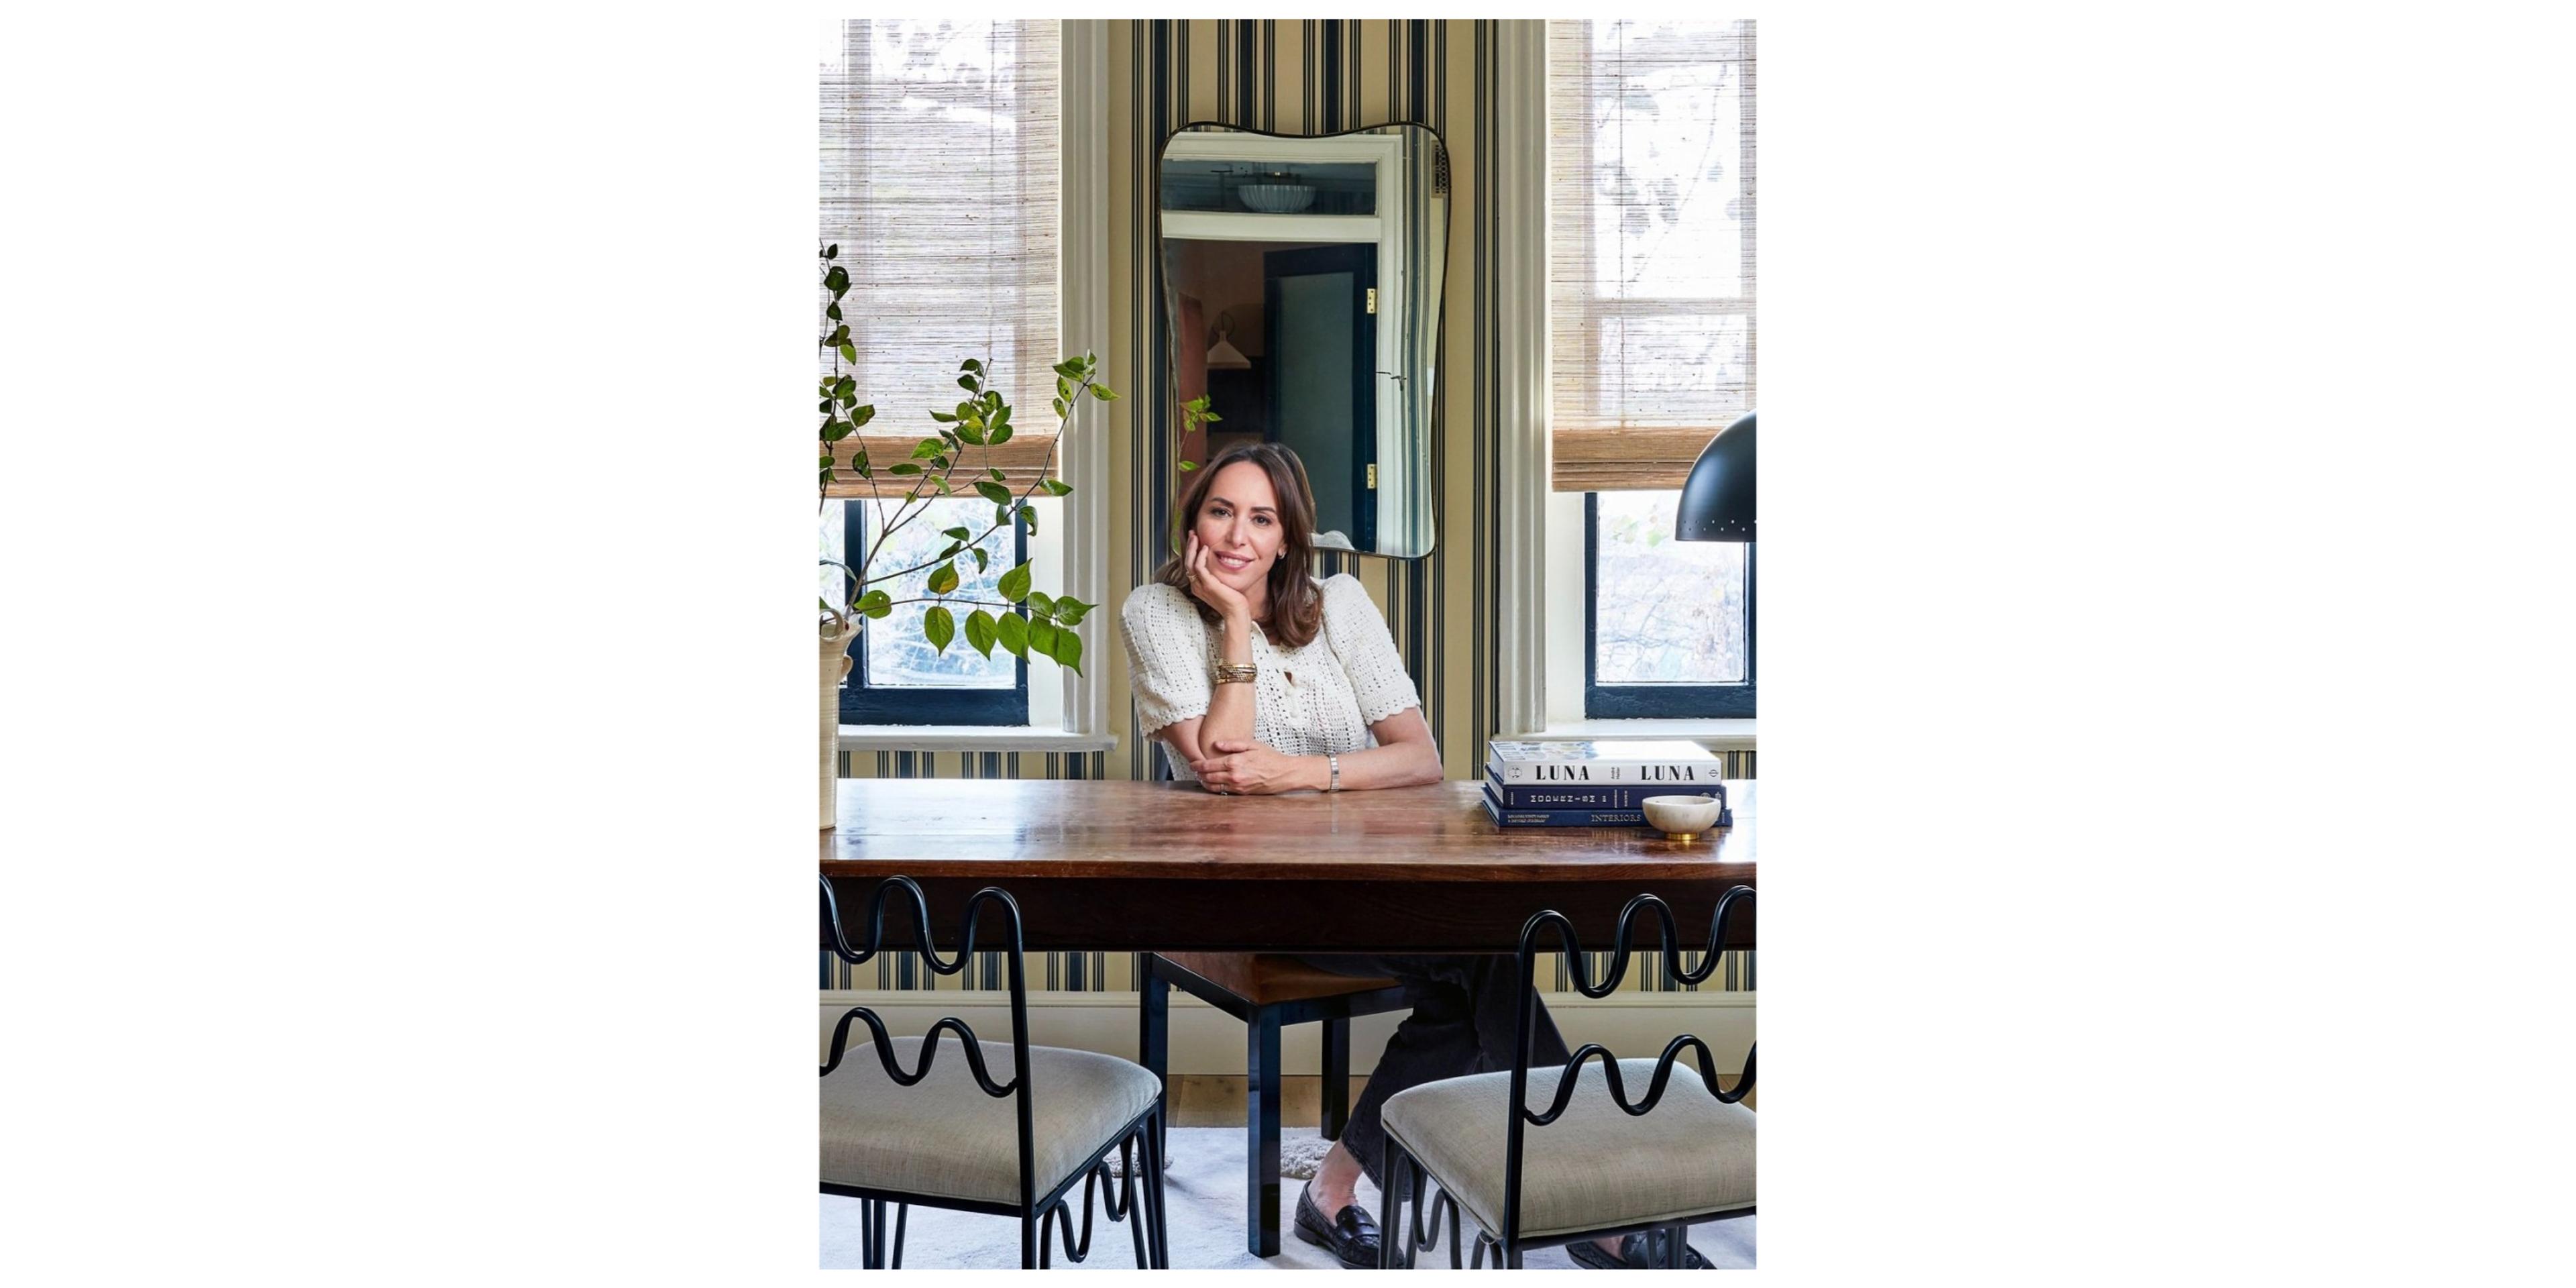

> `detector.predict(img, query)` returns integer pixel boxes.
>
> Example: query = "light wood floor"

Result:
[1171,1073,1754,1126]
[1167,1075,1373,1128]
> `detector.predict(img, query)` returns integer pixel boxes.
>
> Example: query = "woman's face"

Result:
[1191,460,1285,598]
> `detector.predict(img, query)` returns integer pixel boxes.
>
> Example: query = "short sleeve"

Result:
[1120,584,1212,737]
[1320,574,1421,726]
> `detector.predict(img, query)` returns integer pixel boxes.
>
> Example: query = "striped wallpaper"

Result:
[833,21,1753,996]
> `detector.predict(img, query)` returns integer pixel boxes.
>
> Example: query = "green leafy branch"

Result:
[1175,394,1221,472]
[1167,394,1224,553]
[815,243,1112,675]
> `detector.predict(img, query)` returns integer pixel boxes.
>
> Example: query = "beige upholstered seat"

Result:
[820,1037,1163,1207]
[1381,1058,1755,1242]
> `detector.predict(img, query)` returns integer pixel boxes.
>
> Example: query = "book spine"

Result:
[1482,795,1648,826]
[1485,759,1725,786]
[1485,773,1659,810]
[1490,807,1648,826]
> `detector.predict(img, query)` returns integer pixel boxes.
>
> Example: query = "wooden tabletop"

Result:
[820,780,1754,953]
[821,779,1756,883]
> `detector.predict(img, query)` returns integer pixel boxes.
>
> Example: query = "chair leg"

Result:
[866,1197,894,1269]
[1124,1132,1149,1270]
[1666,1221,1690,1269]
[1144,1106,1171,1269]
[1139,961,1170,1163]
[1378,1142,1408,1269]
[1438,1189,1464,1269]
[890,1203,907,1269]
[1246,1007,1283,1256]
[1022,1208,1038,1270]
[1319,1016,1350,1140]
[1407,1153,1428,1268]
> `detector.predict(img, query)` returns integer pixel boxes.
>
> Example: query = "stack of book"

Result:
[1481,739,1726,827]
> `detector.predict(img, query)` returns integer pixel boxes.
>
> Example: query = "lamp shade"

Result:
[1675,411,1756,541]
[1205,311,1252,370]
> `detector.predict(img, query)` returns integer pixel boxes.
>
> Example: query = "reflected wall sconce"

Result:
[1205,312,1252,370]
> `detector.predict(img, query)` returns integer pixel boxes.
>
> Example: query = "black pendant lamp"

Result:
[1676,411,1755,541]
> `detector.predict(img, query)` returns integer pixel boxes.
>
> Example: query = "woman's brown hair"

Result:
[1153,441,1326,650]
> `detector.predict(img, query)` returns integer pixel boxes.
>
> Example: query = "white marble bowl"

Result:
[1642,794,1724,840]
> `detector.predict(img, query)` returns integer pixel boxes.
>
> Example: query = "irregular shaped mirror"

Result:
[1158,121,1446,557]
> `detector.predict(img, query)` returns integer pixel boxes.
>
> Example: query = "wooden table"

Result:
[820,779,1754,953]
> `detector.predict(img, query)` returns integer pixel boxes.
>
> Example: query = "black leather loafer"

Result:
[1293,1183,1383,1269]
[1565,1229,1713,1270]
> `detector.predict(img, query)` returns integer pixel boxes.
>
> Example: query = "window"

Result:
[818,20,1060,411]
[820,19,1061,725]
[1550,20,1755,718]
[824,499,1029,724]
[1585,491,1754,717]
[1547,19,1754,489]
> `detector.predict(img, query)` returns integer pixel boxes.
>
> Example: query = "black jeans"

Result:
[1299,955,1572,1187]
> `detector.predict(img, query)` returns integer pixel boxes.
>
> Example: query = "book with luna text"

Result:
[1483,739,1723,786]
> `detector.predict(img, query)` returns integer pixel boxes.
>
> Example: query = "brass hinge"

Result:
[1365,287,1378,315]
[1366,463,1378,489]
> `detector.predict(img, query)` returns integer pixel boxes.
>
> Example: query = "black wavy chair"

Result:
[1377,888,1756,1269]
[820,875,1169,1269]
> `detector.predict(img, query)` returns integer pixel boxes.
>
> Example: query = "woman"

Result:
[1120,440,1442,796]
[1120,444,1700,1270]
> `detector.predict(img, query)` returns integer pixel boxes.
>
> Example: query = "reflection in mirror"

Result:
[1158,122,1446,558]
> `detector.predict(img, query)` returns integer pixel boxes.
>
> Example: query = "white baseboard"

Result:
[818,989,1754,1077]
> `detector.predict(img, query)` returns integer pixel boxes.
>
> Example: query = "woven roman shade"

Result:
[820,20,1062,492]
[1548,21,1756,492]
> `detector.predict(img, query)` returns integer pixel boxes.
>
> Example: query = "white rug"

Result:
[821,1126,1756,1270]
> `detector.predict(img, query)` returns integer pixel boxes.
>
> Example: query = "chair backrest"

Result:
[819,875,1038,1213]
[1502,886,1756,1250]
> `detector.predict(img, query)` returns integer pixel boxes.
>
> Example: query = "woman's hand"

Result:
[1193,739,1315,795]
[1183,533,1252,621]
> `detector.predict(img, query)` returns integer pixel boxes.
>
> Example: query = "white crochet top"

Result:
[1120,574,1422,783]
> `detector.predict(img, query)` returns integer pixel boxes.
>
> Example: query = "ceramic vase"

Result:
[820,617,859,829]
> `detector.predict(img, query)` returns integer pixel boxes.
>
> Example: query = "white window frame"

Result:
[1056,19,1114,745]
[836,18,1116,753]
[1500,21,1752,747]
[1495,20,1552,737]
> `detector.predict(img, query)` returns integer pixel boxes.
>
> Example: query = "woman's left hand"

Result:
[1193,739,1313,795]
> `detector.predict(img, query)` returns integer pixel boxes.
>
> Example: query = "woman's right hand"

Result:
[1183,533,1251,620]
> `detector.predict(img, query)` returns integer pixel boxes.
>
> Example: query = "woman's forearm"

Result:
[1199,612,1258,749]
[1306,738,1444,791]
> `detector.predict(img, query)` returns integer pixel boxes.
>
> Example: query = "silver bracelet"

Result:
[1327,753,1341,792]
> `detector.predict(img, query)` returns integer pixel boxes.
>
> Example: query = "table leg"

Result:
[1138,957,1169,1161]
[1320,1016,1350,1140]
[1247,1008,1282,1256]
